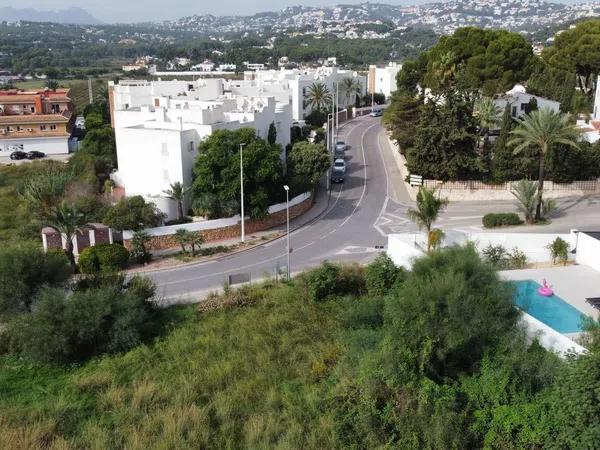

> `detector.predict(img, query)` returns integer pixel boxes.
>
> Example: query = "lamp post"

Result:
[239,142,246,243]
[326,112,333,191]
[283,185,291,280]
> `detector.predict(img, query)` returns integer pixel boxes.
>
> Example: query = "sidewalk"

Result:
[145,184,331,260]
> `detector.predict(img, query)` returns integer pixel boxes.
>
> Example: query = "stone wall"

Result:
[124,193,315,251]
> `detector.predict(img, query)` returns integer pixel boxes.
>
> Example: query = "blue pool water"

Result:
[513,280,588,333]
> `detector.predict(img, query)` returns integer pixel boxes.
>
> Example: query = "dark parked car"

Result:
[331,169,345,183]
[334,147,345,159]
[9,151,27,160]
[26,151,46,160]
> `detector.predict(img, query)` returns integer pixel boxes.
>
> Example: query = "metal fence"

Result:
[423,178,598,192]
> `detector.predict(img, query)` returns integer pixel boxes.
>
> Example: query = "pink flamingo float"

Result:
[538,279,554,297]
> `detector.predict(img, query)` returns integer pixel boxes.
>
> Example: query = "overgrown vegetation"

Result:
[1,245,597,448]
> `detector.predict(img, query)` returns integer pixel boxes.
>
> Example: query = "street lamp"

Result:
[283,185,291,280]
[240,143,246,243]
[326,112,333,191]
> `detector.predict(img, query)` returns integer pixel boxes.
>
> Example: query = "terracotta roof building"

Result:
[0,88,75,156]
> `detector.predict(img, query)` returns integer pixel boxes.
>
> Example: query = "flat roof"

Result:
[582,231,600,240]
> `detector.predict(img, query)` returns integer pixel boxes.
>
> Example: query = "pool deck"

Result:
[501,265,600,320]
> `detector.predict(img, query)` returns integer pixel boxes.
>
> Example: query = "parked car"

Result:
[335,141,346,152]
[26,151,45,160]
[9,151,27,160]
[370,109,383,117]
[331,169,345,183]
[333,158,346,174]
[334,147,345,159]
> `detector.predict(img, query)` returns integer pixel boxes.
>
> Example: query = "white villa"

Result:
[109,78,293,218]
[494,84,561,119]
[368,62,402,99]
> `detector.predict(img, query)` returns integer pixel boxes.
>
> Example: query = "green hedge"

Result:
[78,244,130,273]
[482,213,524,228]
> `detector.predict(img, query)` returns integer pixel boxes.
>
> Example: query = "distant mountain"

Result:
[0,6,102,25]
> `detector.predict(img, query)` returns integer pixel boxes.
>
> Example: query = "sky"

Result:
[0,0,581,23]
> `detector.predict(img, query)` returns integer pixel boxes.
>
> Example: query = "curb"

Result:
[132,187,332,275]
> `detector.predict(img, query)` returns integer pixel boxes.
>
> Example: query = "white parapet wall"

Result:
[386,230,578,267]
[574,231,600,272]
[520,312,587,357]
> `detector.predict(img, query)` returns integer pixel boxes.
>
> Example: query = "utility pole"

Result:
[88,78,93,105]
[326,112,333,191]
[335,81,339,132]
[371,89,374,113]
[239,143,246,243]
[283,185,291,280]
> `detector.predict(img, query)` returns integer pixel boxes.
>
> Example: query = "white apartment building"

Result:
[244,66,367,120]
[109,78,292,218]
[368,62,402,99]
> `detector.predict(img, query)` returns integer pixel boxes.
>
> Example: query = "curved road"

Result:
[148,115,397,300]
[146,115,600,301]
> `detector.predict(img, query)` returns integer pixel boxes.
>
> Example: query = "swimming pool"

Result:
[513,280,588,333]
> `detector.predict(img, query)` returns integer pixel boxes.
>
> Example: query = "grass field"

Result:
[0,283,345,448]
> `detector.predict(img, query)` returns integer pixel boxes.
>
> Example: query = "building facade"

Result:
[368,62,402,99]
[243,66,367,120]
[494,84,560,119]
[109,79,293,218]
[0,88,74,155]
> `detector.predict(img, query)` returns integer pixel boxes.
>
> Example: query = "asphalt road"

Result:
[146,115,600,301]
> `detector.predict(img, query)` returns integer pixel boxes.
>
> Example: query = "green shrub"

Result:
[548,237,570,265]
[299,262,367,301]
[364,253,405,296]
[5,286,157,363]
[482,213,523,228]
[78,244,130,273]
[77,246,100,274]
[165,216,193,226]
[0,241,71,315]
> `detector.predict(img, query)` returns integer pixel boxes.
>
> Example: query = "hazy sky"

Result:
[0,0,579,22]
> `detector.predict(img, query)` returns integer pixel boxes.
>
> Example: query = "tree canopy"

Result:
[542,19,600,97]
[103,196,165,231]
[192,128,283,219]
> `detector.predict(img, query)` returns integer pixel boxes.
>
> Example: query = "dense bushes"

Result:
[364,253,405,296]
[1,245,599,448]
[299,262,365,301]
[78,243,130,273]
[3,275,158,363]
[0,242,71,315]
[482,212,524,228]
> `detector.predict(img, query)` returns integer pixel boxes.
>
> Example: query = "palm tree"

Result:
[305,82,332,112]
[407,187,449,252]
[511,179,538,224]
[340,77,361,108]
[163,181,190,220]
[48,202,82,269]
[509,108,581,221]
[473,97,502,149]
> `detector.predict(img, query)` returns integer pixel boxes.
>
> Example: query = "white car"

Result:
[333,158,346,174]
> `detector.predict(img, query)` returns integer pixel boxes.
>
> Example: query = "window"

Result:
[188,141,194,152]
[124,103,129,110]
[30,106,35,113]
[50,124,57,131]
[520,103,527,111]
[511,106,517,117]
[40,125,47,131]
[16,126,23,132]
